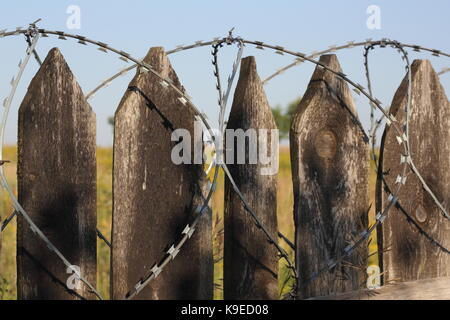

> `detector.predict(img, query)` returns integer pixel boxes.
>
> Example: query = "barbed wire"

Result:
[236,38,415,293]
[364,40,450,222]
[255,37,450,221]
[0,26,426,299]
[0,23,448,300]
[0,24,102,300]
[84,39,450,102]
[209,34,298,283]
[0,35,113,249]
[262,39,450,84]
[1,26,299,298]
[241,37,448,291]
[126,167,219,299]
[368,41,450,257]
[78,34,450,290]
[438,67,450,75]
[0,24,222,300]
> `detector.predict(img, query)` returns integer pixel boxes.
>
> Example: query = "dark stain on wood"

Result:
[224,56,279,300]
[17,48,97,300]
[290,54,369,299]
[112,47,212,300]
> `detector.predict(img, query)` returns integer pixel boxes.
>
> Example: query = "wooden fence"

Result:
[2,45,450,300]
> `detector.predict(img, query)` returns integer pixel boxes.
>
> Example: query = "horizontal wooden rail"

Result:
[309,276,450,300]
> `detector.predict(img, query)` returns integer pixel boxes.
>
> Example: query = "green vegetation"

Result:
[271,98,301,139]
[0,145,377,300]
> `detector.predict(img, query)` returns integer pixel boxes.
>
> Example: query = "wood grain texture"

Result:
[112,47,212,300]
[310,276,450,300]
[224,56,279,300]
[290,54,369,299]
[377,60,450,284]
[17,48,97,300]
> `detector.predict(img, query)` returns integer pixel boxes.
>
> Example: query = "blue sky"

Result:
[1,0,449,145]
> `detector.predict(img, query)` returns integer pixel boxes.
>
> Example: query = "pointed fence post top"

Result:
[318,54,355,112]
[140,46,183,91]
[399,59,443,89]
[410,59,434,73]
[291,54,358,135]
[391,59,448,114]
[22,47,87,105]
[19,47,92,115]
[42,47,64,63]
[311,54,341,79]
[239,55,258,80]
[235,56,268,95]
[35,47,74,78]
[228,56,275,127]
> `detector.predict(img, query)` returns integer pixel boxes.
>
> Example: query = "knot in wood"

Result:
[314,129,337,159]
[414,202,427,223]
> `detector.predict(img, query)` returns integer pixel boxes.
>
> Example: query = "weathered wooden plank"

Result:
[377,60,450,284]
[310,276,450,300]
[17,48,97,300]
[290,54,369,299]
[112,47,212,300]
[224,56,279,300]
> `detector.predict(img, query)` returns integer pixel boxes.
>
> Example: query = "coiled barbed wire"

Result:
[262,39,450,84]
[0,26,427,298]
[0,24,222,300]
[66,32,450,229]
[81,34,450,281]
[0,23,448,299]
[79,35,450,228]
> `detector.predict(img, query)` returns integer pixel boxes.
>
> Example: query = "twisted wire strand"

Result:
[364,45,376,142]
[0,211,16,232]
[438,67,450,76]
[219,38,244,134]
